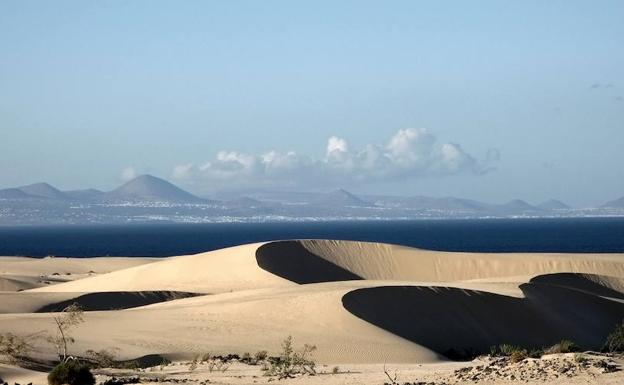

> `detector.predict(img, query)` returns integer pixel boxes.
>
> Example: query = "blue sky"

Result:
[1,1,623,206]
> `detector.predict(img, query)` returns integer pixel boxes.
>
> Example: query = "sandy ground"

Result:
[1,240,624,384]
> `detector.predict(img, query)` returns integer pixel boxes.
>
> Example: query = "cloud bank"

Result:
[172,128,497,190]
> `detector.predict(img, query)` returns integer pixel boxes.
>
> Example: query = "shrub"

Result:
[332,366,340,374]
[528,348,544,359]
[603,320,624,353]
[206,358,229,373]
[544,339,579,354]
[48,360,95,385]
[265,336,316,379]
[254,350,268,362]
[574,353,588,364]
[509,349,528,363]
[47,303,85,361]
[84,348,117,368]
[490,344,522,357]
[0,333,33,364]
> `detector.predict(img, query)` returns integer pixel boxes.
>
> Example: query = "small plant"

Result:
[48,360,95,385]
[207,357,229,372]
[574,353,588,364]
[603,320,624,353]
[544,339,579,354]
[0,333,34,364]
[47,303,84,362]
[528,348,544,359]
[265,336,317,379]
[84,348,117,368]
[383,365,399,385]
[331,366,340,374]
[509,349,528,363]
[254,350,268,362]
[489,344,522,357]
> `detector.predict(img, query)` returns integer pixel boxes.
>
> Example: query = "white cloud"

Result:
[171,128,497,190]
[120,167,137,182]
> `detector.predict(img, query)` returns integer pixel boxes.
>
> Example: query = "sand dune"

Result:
[2,239,624,383]
[28,243,291,294]
[28,240,624,294]
[343,280,624,358]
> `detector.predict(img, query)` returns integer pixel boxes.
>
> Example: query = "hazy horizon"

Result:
[2,1,623,207]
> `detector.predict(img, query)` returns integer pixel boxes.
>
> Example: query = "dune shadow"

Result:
[36,291,202,312]
[342,280,624,359]
[256,241,362,284]
[529,273,624,299]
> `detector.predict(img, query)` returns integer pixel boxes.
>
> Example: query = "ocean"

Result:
[0,217,623,257]
[1,217,624,257]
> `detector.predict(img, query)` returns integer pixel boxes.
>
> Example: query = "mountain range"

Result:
[0,174,623,225]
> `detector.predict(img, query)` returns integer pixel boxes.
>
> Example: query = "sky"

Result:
[1,1,623,207]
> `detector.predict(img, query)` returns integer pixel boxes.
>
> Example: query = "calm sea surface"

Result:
[1,218,623,257]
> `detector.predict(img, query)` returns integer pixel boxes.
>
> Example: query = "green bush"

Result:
[48,360,95,385]
[603,320,624,353]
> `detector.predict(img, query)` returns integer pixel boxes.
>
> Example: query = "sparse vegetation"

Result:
[382,365,399,385]
[603,320,624,353]
[574,353,589,364]
[47,303,84,362]
[489,340,578,361]
[0,333,33,364]
[489,344,525,357]
[206,357,229,373]
[254,350,268,362]
[509,349,528,363]
[48,360,95,385]
[332,365,340,374]
[544,339,579,354]
[84,348,118,368]
[264,336,317,379]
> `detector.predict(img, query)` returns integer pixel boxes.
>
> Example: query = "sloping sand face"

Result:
[294,240,624,281]
[1,239,624,367]
[342,280,624,358]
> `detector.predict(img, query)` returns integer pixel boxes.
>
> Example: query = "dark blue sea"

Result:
[1,218,624,257]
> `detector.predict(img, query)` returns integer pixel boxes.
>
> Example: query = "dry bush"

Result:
[509,349,528,363]
[47,303,84,362]
[84,348,118,368]
[603,320,624,353]
[544,339,578,354]
[264,336,316,379]
[0,333,34,364]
